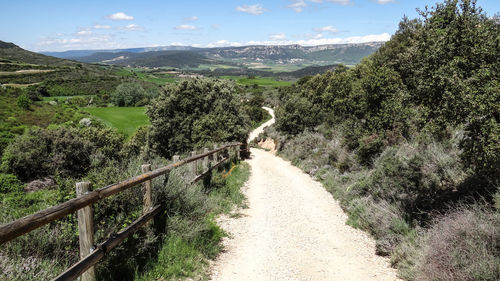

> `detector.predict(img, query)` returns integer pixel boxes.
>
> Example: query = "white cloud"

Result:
[206,40,243,48]
[287,1,307,12]
[174,24,198,30]
[121,24,143,31]
[76,30,93,36]
[286,0,350,12]
[105,12,134,21]
[236,4,266,15]
[301,33,324,39]
[93,24,112,30]
[375,0,395,4]
[184,16,198,21]
[211,24,220,30]
[314,25,338,33]
[201,33,390,48]
[318,0,351,4]
[269,32,286,40]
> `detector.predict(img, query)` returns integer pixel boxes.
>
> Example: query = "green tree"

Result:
[111,83,147,107]
[147,78,249,158]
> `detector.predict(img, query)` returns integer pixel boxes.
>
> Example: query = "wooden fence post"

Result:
[76,182,95,281]
[191,151,197,175]
[203,148,209,171]
[141,164,152,214]
[213,144,218,163]
[173,155,180,163]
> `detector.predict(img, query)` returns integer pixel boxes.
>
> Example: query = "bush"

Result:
[415,206,499,281]
[353,141,467,217]
[0,173,22,193]
[1,126,124,181]
[16,94,31,110]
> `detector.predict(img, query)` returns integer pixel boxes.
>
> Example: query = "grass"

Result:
[135,162,250,281]
[221,76,293,87]
[85,107,149,137]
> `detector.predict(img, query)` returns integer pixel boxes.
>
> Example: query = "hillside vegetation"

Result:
[263,1,499,280]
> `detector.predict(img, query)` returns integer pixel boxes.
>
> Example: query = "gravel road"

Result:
[211,108,400,281]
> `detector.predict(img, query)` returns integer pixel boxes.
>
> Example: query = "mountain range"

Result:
[42,42,384,69]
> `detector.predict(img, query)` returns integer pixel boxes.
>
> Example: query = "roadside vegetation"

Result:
[0,70,264,279]
[259,1,499,280]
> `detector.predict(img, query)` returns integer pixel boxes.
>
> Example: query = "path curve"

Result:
[211,107,399,281]
[247,106,275,143]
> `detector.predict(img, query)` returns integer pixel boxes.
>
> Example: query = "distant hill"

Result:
[198,43,383,64]
[42,46,196,60]
[0,40,123,95]
[43,42,384,68]
[77,50,216,68]
[0,40,78,67]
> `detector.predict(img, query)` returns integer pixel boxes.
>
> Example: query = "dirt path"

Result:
[211,108,400,281]
[247,106,275,143]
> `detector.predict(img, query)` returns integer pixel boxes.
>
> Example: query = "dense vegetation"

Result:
[263,1,499,280]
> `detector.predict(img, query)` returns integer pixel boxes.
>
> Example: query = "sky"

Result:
[1,0,498,52]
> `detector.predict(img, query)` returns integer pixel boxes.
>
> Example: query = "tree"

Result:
[147,78,250,158]
[111,83,148,107]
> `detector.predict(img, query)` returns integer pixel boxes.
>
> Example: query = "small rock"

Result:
[48,101,57,106]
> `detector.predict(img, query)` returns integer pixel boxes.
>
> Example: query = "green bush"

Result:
[0,173,22,193]
[354,141,466,217]
[16,94,31,110]
[1,126,124,181]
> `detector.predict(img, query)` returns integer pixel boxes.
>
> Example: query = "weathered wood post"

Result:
[191,151,197,175]
[173,155,180,163]
[141,164,152,214]
[203,148,209,171]
[76,182,95,281]
[213,144,218,164]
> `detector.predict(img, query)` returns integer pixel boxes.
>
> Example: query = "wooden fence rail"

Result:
[0,142,246,281]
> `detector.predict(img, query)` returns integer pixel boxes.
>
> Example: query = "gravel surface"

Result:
[211,108,400,281]
[247,106,275,143]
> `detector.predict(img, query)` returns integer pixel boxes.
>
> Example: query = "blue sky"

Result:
[1,0,498,52]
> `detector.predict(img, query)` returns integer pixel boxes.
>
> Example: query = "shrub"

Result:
[16,94,31,110]
[0,173,22,193]
[1,126,124,181]
[353,141,466,217]
[416,206,499,281]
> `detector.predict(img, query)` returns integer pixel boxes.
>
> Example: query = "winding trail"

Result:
[211,108,399,281]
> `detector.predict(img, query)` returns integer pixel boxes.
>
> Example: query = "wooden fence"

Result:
[0,142,245,281]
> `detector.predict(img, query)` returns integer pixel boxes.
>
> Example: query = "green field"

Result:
[221,76,293,87]
[85,106,149,136]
